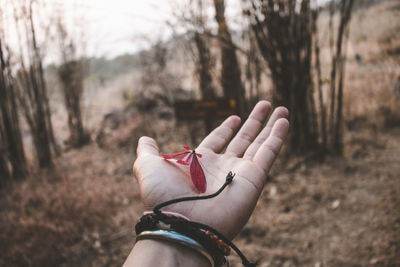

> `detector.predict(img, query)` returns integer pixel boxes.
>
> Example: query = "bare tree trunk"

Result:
[246,29,262,107]
[312,10,327,150]
[0,139,10,184]
[194,32,215,101]
[213,0,246,116]
[329,63,337,139]
[331,0,354,154]
[334,17,352,153]
[328,0,336,141]
[0,115,11,183]
[28,2,59,157]
[0,39,27,179]
[193,31,216,133]
[24,66,54,168]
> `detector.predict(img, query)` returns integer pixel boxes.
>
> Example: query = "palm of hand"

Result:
[133,101,289,239]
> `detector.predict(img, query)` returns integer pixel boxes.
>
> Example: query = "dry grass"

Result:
[0,144,141,266]
[314,0,400,128]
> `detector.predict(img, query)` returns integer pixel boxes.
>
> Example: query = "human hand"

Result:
[133,101,289,239]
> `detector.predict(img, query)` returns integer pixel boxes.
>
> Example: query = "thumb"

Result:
[136,136,160,157]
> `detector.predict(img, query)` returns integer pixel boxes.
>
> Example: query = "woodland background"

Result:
[0,0,399,266]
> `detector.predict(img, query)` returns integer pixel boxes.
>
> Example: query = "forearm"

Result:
[123,239,210,267]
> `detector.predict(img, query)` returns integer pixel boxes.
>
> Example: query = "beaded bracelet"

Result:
[140,211,231,254]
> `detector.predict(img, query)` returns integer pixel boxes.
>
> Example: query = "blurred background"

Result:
[0,0,399,266]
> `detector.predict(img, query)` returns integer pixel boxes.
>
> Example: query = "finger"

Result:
[243,106,289,160]
[136,136,160,157]
[225,101,272,157]
[197,115,241,153]
[253,118,289,174]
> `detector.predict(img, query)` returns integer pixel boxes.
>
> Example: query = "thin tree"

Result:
[194,31,216,101]
[0,136,10,183]
[0,31,27,179]
[329,0,354,154]
[191,0,216,101]
[312,9,327,150]
[213,0,246,116]
[0,99,11,182]
[245,27,263,107]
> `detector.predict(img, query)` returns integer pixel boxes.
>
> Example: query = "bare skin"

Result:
[124,101,289,266]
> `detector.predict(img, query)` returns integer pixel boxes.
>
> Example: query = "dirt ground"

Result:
[231,127,400,267]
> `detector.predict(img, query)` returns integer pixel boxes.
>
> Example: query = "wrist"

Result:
[136,213,230,266]
[123,239,210,267]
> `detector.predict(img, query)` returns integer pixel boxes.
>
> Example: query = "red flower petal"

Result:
[190,153,207,193]
[161,151,188,159]
[177,152,193,165]
[183,146,191,151]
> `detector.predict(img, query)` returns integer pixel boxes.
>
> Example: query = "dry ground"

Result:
[229,127,400,267]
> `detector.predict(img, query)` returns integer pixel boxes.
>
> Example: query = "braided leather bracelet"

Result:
[134,172,257,267]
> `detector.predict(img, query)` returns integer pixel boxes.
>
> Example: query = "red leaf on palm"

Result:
[190,153,206,193]
[161,146,206,193]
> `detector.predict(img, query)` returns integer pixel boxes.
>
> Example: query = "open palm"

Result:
[133,101,289,239]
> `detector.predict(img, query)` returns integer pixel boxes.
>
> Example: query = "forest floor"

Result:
[1,119,399,267]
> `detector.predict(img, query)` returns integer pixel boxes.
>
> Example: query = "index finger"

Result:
[197,115,241,153]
